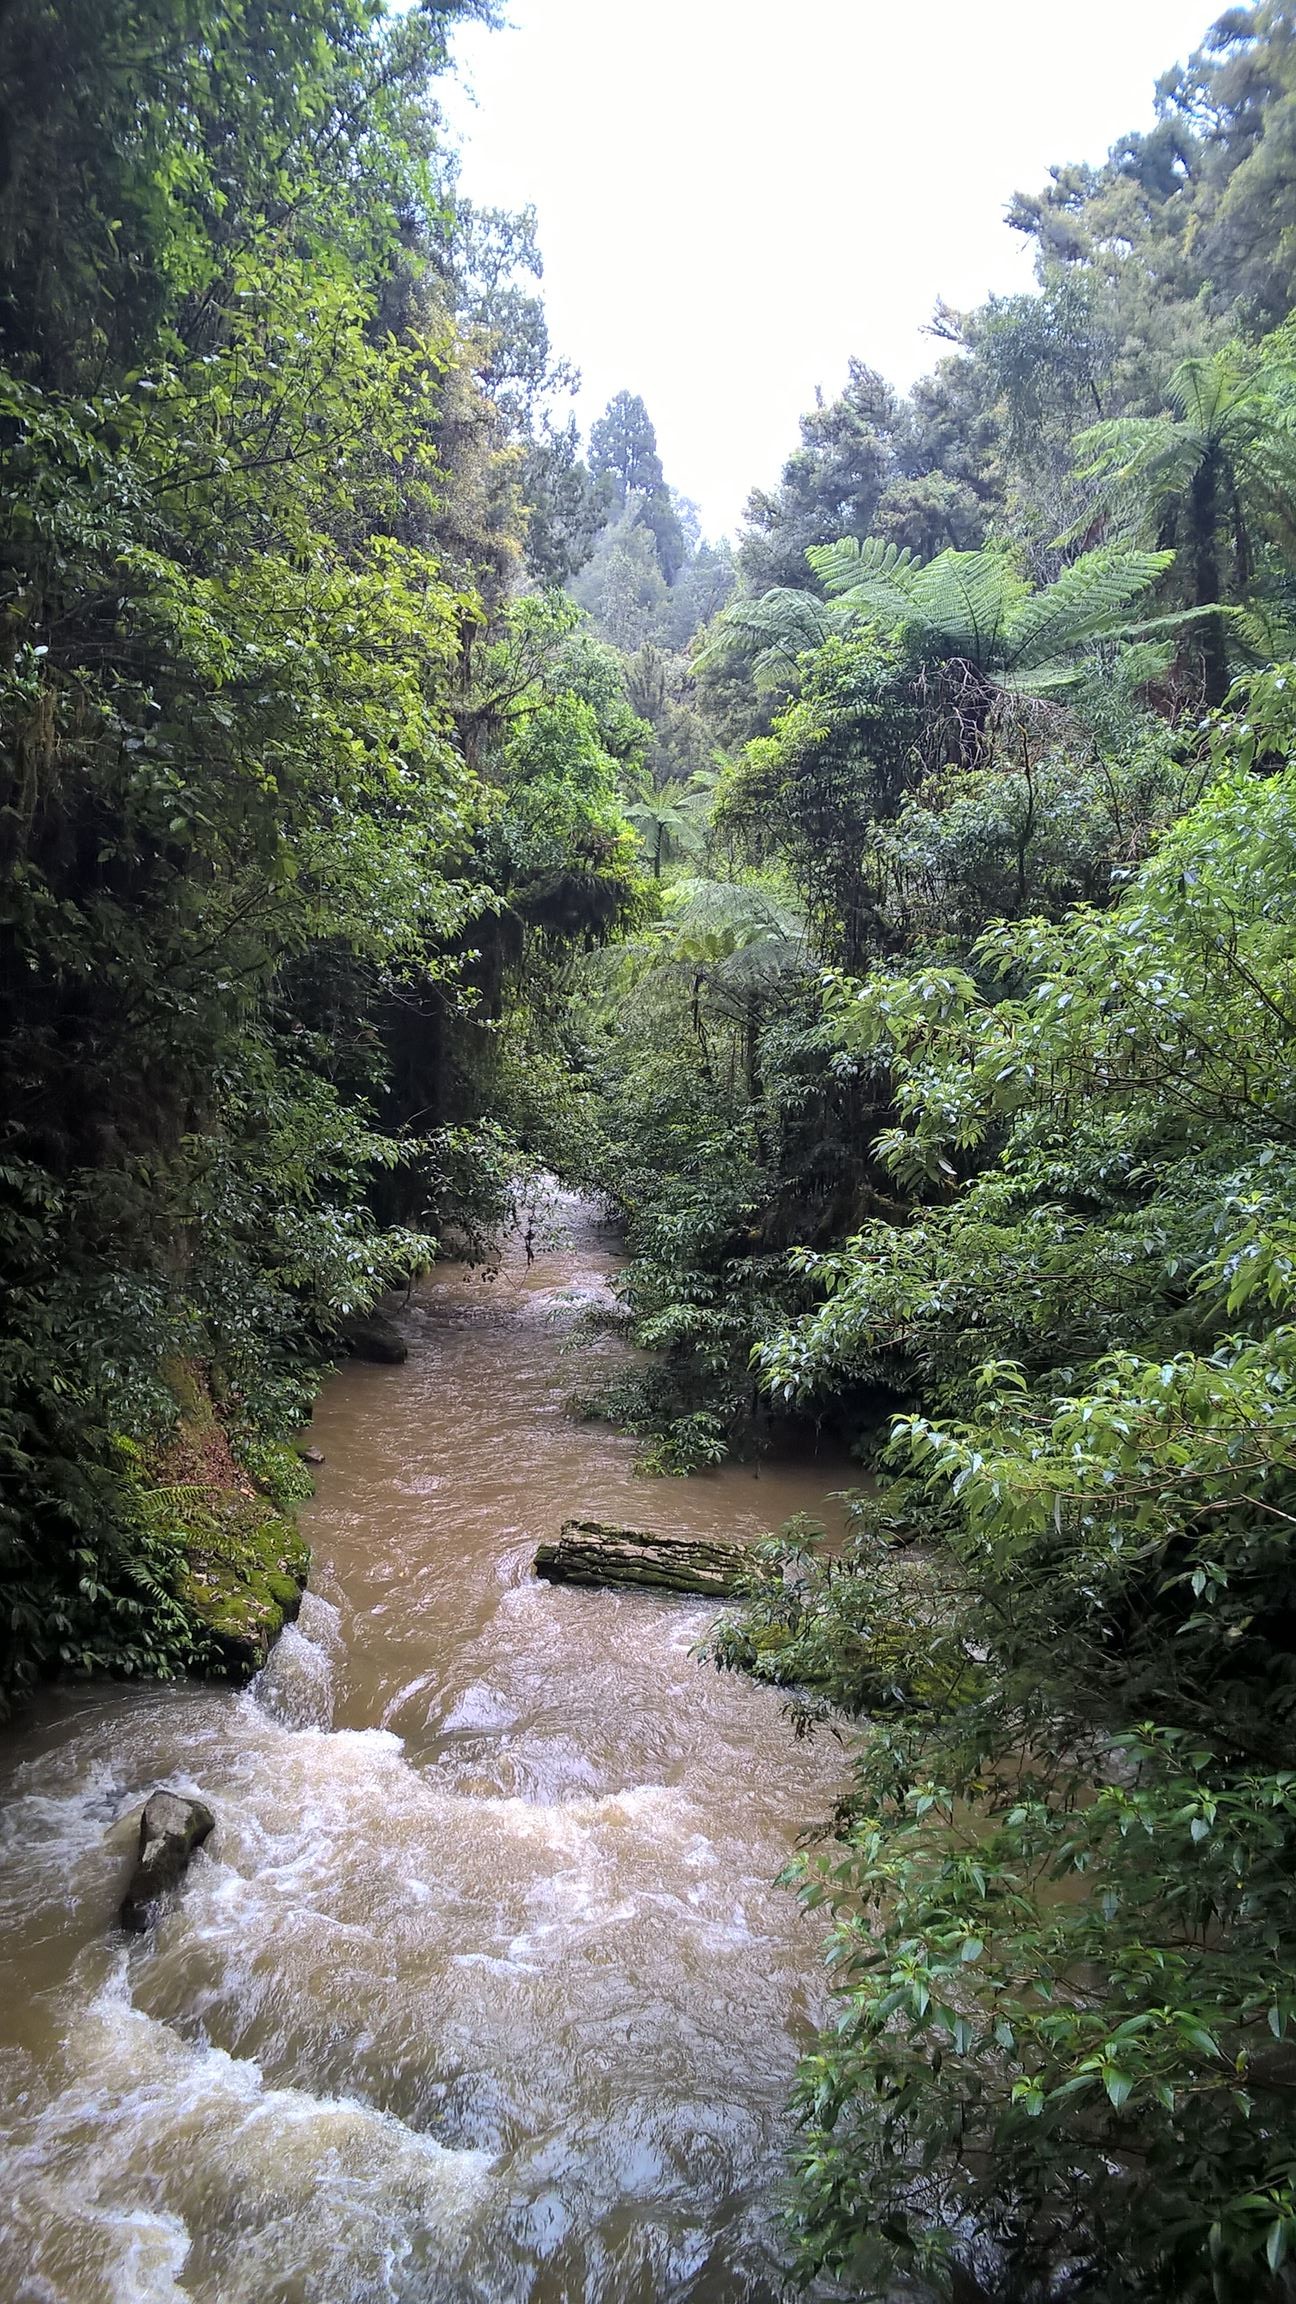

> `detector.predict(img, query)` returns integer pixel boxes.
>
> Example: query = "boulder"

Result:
[534,1518,747,1598]
[343,1312,407,1364]
[120,1790,215,1933]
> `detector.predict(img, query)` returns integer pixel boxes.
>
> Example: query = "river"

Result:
[0,1195,853,2303]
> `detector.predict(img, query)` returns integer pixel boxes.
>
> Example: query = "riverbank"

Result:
[0,1194,853,2301]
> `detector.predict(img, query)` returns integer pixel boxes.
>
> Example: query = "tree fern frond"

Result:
[1073,416,1196,496]
[694,588,834,686]
[1225,598,1296,660]
[706,932,811,996]
[807,535,923,628]
[663,876,803,953]
[676,875,811,1014]
[808,535,918,597]
[1170,353,1246,435]
[1004,663,1090,697]
[1005,547,1174,670]
[909,548,1025,663]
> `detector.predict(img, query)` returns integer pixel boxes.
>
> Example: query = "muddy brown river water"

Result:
[0,1196,855,2303]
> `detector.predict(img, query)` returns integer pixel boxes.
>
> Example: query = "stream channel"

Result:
[0,1194,853,2304]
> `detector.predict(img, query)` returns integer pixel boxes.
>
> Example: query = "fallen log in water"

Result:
[534,1518,746,1597]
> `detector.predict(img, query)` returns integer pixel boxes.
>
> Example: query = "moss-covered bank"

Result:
[175,1495,310,1679]
[142,1363,313,1683]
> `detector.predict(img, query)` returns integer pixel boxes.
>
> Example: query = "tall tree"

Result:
[1076,348,1296,702]
[738,361,903,592]
[589,389,668,501]
[588,390,685,580]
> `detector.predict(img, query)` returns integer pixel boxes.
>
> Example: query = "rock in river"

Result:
[120,1790,215,1933]
[344,1311,408,1364]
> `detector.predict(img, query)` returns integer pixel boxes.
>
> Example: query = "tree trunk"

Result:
[534,1519,747,1597]
[744,992,762,1102]
[1190,448,1230,707]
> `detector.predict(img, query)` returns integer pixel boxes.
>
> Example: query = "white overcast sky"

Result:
[443,1,1218,538]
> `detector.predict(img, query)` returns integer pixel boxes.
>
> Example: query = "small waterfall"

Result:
[251,1589,343,1731]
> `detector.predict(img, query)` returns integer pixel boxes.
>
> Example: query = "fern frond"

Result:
[806,535,921,628]
[1072,415,1194,497]
[1004,663,1089,697]
[1005,547,1174,670]
[1231,598,1296,661]
[694,588,831,682]
[135,1482,226,1533]
[809,535,918,594]
[663,877,803,953]
[1170,353,1247,435]
[909,548,1024,663]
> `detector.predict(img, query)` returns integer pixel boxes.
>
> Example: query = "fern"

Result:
[913,547,1026,659]
[694,588,833,687]
[714,536,1168,710]
[808,534,922,629]
[1006,547,1176,670]
[135,1482,227,1531]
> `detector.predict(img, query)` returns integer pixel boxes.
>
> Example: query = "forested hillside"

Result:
[556,8,1296,2295]
[0,0,660,1690]
[5,2,1296,2298]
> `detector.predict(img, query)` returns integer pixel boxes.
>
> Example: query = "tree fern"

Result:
[625,780,709,876]
[914,548,1027,660]
[661,876,805,961]
[812,533,1171,693]
[1072,348,1296,698]
[694,587,836,688]
[1005,546,1175,670]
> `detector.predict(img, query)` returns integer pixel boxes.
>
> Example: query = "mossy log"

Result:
[534,1519,746,1597]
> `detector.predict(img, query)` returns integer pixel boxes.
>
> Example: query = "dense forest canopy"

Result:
[6,1,1296,2297]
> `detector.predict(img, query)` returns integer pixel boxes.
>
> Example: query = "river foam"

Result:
[0,1192,851,2301]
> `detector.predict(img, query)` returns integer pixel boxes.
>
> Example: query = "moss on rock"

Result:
[132,1362,315,1683]
[177,1495,311,1680]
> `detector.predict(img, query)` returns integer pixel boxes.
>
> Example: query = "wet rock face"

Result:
[344,1312,407,1364]
[120,1790,215,1933]
[178,1502,310,1681]
[150,1363,312,1683]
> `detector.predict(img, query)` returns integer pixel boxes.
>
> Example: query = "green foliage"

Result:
[572,1037,789,1469]
[567,15,1296,2296]
[709,1498,975,1724]
[695,586,838,693]
[1008,8,1296,330]
[496,691,645,940]
[573,392,731,650]
[1075,344,1296,700]
[743,680,1296,2297]
[0,0,644,1704]
[14,6,1296,2291]
[737,360,964,595]
[809,535,1175,697]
